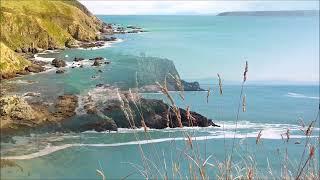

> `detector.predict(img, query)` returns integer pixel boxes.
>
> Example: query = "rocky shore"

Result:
[0,85,219,140]
[0,22,146,80]
[0,0,216,141]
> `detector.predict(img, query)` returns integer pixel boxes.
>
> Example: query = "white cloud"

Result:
[79,1,319,15]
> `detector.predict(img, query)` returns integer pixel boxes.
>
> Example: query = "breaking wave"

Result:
[286,92,319,100]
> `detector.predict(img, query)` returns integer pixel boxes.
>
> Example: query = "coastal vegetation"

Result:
[0,0,103,77]
[0,42,30,77]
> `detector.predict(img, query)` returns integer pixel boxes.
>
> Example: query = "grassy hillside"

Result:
[0,0,103,78]
[0,42,30,76]
[0,0,102,50]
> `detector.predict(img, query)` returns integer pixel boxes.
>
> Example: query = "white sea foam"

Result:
[286,92,319,100]
[33,54,55,62]
[2,132,315,160]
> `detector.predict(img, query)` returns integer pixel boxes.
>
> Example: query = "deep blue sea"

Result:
[1,15,319,179]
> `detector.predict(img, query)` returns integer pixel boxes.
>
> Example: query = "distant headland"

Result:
[217,10,319,16]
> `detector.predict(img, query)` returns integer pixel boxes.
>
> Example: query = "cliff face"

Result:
[0,0,103,77]
[0,0,102,50]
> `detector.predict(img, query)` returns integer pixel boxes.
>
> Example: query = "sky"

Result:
[79,0,319,15]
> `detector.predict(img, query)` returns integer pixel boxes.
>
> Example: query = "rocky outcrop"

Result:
[51,59,66,68]
[125,98,219,129]
[77,86,219,130]
[0,96,49,135]
[0,95,78,137]
[25,64,45,73]
[181,80,205,91]
[92,60,101,66]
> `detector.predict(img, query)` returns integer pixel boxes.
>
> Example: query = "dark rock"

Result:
[56,69,65,74]
[74,57,84,62]
[127,26,142,29]
[83,118,118,132]
[135,99,220,129]
[100,94,220,129]
[98,70,103,73]
[102,36,117,41]
[51,59,66,68]
[31,48,39,54]
[92,60,101,66]
[104,61,110,64]
[89,57,104,61]
[96,83,104,87]
[79,65,84,68]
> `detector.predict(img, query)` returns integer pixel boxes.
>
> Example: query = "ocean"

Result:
[1,15,319,179]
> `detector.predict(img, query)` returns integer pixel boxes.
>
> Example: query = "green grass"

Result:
[0,0,102,75]
[0,0,102,50]
[0,42,30,75]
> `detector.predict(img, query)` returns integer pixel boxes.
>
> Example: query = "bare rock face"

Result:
[53,95,78,119]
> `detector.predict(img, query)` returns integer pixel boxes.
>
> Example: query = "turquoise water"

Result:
[1,16,319,179]
[98,15,319,82]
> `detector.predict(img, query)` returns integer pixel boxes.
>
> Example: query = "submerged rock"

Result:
[56,69,65,74]
[89,57,104,61]
[74,57,85,62]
